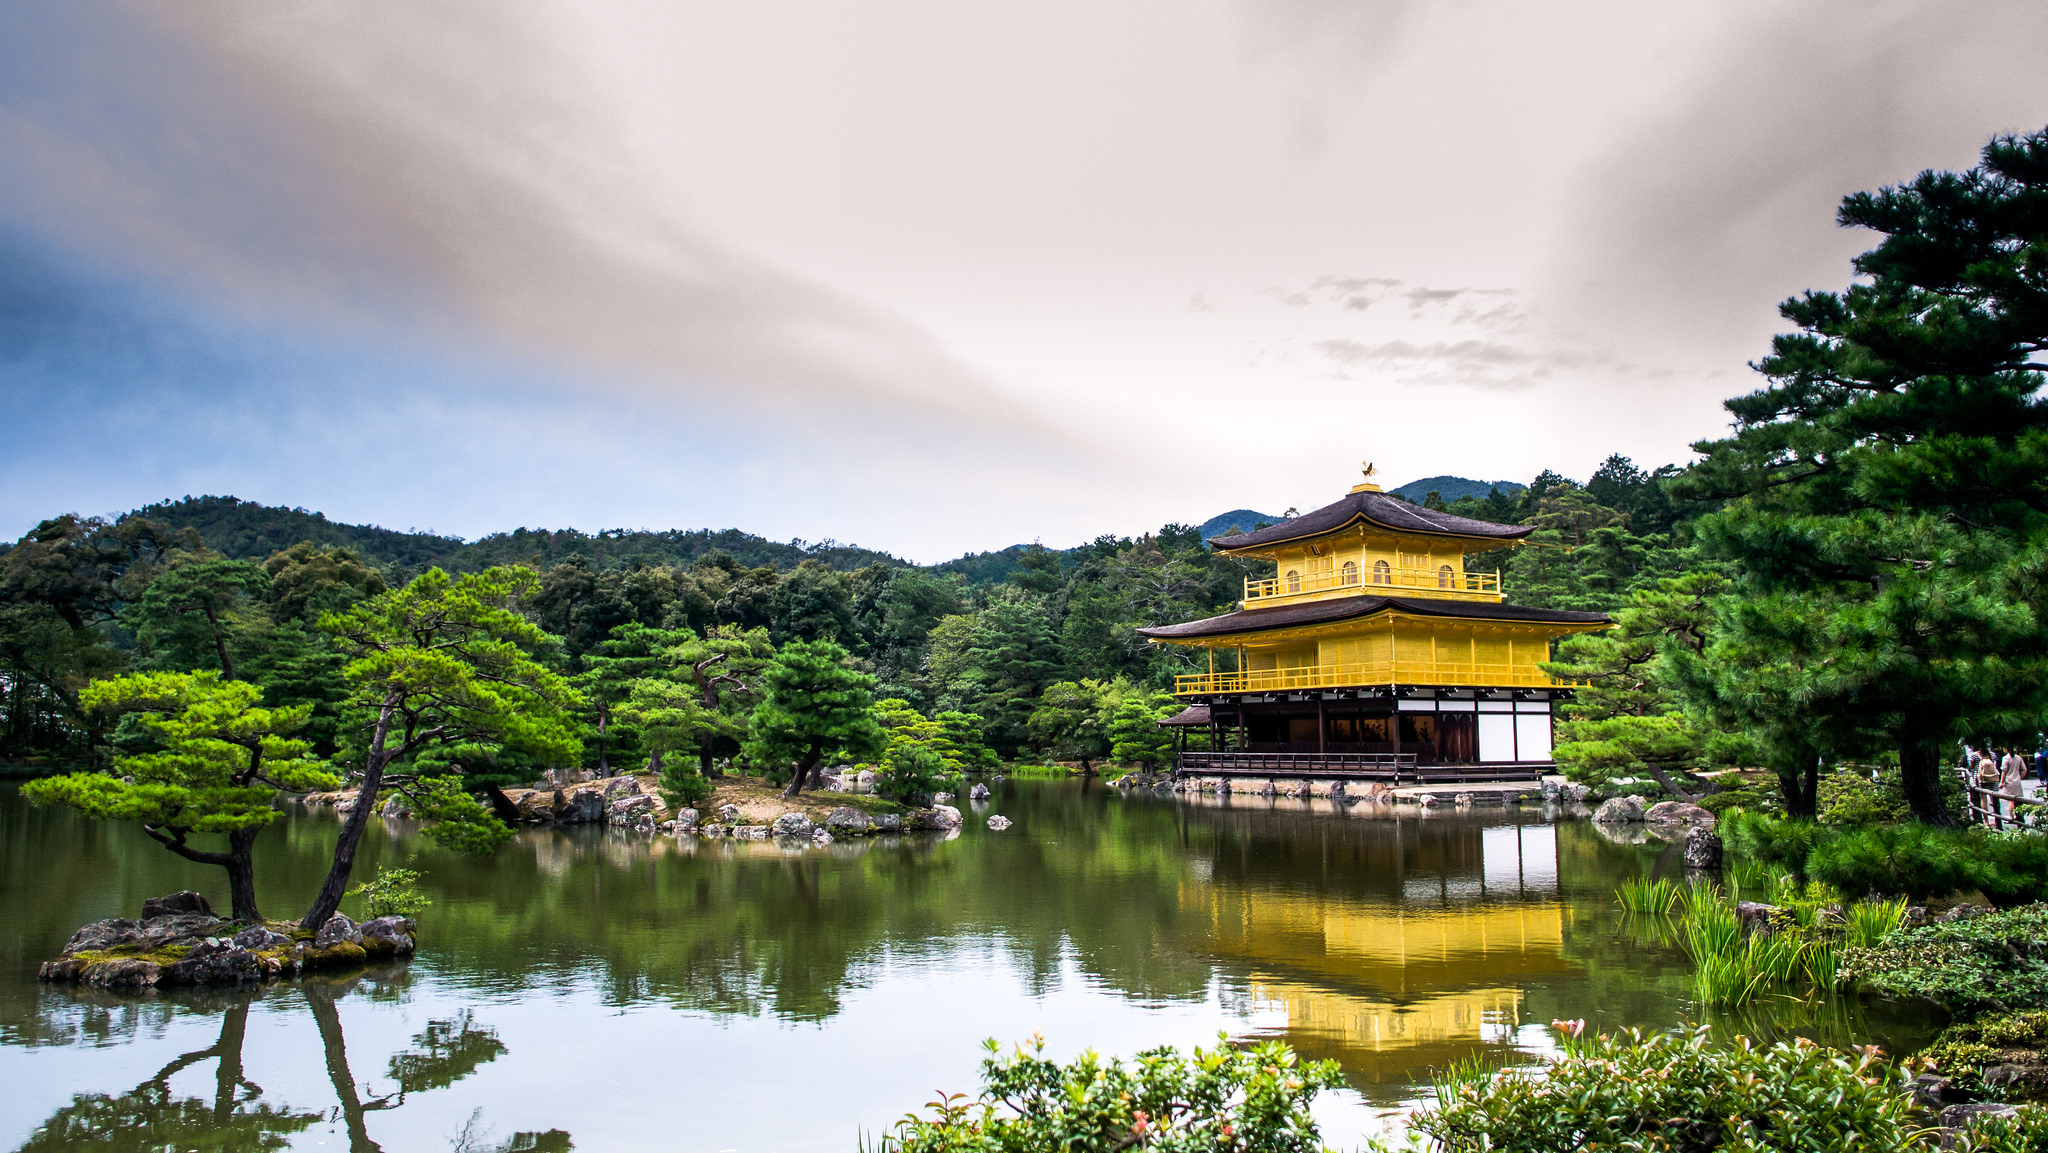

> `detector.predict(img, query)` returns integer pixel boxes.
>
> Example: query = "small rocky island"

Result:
[39,891,416,990]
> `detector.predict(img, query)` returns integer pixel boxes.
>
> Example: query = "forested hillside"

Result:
[0,459,1687,776]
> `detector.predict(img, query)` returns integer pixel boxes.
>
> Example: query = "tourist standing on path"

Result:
[1979,751,2005,821]
[2034,745,2048,788]
[2004,748,2029,811]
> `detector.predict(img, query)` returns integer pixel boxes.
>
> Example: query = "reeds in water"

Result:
[1615,876,1683,915]
[1845,895,1908,949]
[1673,887,1839,1008]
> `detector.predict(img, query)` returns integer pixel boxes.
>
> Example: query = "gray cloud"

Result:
[1542,2,2048,382]
[0,1,1060,439]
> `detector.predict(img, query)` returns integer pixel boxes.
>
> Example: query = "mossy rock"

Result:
[296,941,370,970]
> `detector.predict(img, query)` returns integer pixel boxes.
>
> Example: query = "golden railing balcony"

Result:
[1242,568,1502,607]
[1173,660,1569,696]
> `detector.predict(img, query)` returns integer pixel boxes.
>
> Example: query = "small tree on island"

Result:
[25,670,339,921]
[746,639,884,799]
[301,567,580,929]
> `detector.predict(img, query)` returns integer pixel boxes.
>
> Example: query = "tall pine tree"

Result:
[1679,127,2048,823]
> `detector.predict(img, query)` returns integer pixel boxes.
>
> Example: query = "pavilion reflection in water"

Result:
[1195,821,1571,1092]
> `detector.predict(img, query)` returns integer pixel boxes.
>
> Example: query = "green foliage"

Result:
[1414,1025,2037,1152]
[260,542,386,624]
[935,712,999,773]
[1818,766,1915,826]
[1107,690,1177,769]
[1675,128,2048,824]
[307,566,580,924]
[1920,1011,2048,1103]
[1839,906,2048,1013]
[1806,824,1985,900]
[324,566,583,769]
[658,764,715,809]
[876,743,959,808]
[27,670,337,835]
[1722,812,2048,903]
[746,639,885,795]
[349,865,431,918]
[621,624,772,782]
[1721,813,1831,875]
[126,556,270,680]
[870,1033,1342,1153]
[1026,679,1114,769]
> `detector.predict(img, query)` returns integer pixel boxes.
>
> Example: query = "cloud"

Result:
[0,0,1055,436]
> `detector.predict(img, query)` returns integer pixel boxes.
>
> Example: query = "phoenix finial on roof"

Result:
[1361,460,1377,480]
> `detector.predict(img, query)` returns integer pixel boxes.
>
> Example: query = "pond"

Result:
[0,779,1938,1151]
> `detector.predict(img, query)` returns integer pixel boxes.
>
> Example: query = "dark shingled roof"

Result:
[1159,704,1213,726]
[1209,489,1530,550]
[1136,595,1609,641]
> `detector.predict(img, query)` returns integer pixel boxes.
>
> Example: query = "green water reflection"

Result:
[0,780,1943,1149]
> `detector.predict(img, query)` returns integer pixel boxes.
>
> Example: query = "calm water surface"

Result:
[0,780,1935,1151]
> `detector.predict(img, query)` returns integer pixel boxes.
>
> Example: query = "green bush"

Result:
[1807,824,1983,900]
[1722,815,2048,904]
[874,744,962,808]
[867,1034,1341,1153]
[1839,906,2048,1013]
[1818,766,1913,826]
[1920,1011,2048,1100]
[1413,1025,2018,1151]
[1721,812,1830,874]
[348,866,430,919]
[658,763,715,810]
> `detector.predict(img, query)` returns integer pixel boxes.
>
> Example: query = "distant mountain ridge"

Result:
[130,496,909,575]
[88,483,1522,587]
[1388,476,1526,504]
[1198,509,1280,540]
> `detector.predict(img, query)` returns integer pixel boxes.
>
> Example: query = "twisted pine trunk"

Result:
[301,699,397,929]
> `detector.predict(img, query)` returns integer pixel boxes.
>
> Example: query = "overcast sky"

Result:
[4,1,2045,561]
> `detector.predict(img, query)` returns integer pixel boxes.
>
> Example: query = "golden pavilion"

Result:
[1137,470,1609,780]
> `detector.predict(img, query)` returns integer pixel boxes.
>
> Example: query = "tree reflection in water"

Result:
[16,979,569,1153]
[16,996,319,1151]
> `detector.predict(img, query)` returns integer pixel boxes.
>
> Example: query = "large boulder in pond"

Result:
[824,806,874,834]
[141,891,214,920]
[314,914,363,949]
[969,783,991,801]
[1593,795,1648,824]
[717,803,742,823]
[606,794,654,825]
[360,916,417,958]
[1684,827,1723,869]
[771,812,815,838]
[1645,801,1717,829]
[558,788,606,824]
[986,815,1012,831]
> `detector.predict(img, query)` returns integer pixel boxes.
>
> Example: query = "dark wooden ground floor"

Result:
[1164,684,1564,781]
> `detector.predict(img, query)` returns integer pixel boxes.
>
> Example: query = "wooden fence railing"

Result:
[1965,783,2047,830]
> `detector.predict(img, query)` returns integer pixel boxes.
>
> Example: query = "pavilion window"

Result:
[1285,569,1302,593]
[1438,564,1454,589]
[1372,560,1391,584]
[1341,560,1359,585]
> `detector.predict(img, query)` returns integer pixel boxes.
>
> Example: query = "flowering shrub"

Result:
[869,1034,1341,1152]
[1411,1023,2043,1152]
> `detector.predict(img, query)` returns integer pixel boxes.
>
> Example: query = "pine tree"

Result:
[1678,126,2048,823]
